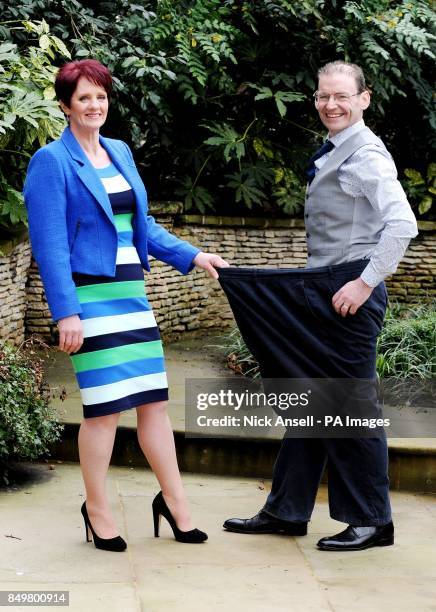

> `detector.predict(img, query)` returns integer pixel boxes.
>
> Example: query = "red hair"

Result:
[55,59,113,106]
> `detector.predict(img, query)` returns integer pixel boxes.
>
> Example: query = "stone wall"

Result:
[388,220,435,302]
[16,209,436,344]
[0,236,32,346]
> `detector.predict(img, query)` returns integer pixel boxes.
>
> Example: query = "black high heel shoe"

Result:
[152,491,208,543]
[81,502,127,552]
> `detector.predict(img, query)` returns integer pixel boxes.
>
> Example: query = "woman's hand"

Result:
[193,252,230,279]
[58,315,84,354]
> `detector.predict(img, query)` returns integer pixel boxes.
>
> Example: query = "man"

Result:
[222,61,418,551]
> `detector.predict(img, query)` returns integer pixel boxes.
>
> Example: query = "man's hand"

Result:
[193,251,230,279]
[332,277,373,317]
[58,314,84,354]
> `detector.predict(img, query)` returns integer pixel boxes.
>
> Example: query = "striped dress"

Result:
[70,163,168,418]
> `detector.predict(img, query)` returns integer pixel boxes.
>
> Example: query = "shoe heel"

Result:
[283,523,307,536]
[153,507,160,538]
[84,519,92,543]
[377,536,394,547]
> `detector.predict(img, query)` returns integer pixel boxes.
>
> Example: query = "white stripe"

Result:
[116,247,141,265]
[82,310,157,338]
[100,174,132,194]
[81,372,168,405]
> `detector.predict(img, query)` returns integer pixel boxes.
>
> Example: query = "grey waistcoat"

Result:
[304,127,386,268]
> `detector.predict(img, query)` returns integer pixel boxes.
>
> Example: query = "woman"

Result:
[24,59,227,551]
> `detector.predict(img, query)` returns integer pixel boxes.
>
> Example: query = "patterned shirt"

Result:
[314,120,418,287]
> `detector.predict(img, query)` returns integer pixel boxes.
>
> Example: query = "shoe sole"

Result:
[223,526,307,536]
[317,536,394,551]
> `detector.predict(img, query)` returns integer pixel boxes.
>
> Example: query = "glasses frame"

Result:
[313,91,363,105]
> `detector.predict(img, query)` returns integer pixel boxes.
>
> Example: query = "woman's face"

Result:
[61,76,109,133]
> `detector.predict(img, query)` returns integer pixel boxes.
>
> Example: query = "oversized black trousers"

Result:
[219,260,392,526]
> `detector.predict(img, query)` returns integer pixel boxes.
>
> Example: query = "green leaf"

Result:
[275,97,287,117]
[418,196,432,215]
[39,35,50,50]
[148,91,161,106]
[427,163,436,180]
[50,36,71,59]
[404,168,425,185]
[43,85,56,100]
[254,87,273,101]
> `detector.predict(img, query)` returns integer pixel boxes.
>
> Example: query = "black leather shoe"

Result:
[223,511,307,535]
[317,521,394,551]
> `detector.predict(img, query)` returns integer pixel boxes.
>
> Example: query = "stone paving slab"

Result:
[1,462,436,612]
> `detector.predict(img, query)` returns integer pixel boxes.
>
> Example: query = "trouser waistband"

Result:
[218,259,369,281]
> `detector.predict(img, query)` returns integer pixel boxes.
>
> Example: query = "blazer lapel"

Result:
[61,127,114,223]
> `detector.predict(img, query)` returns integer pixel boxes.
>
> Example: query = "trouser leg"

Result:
[325,435,392,526]
[263,437,327,522]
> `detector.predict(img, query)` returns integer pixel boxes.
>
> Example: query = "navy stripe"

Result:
[83,388,169,417]
[73,264,143,287]
[76,327,161,355]
[108,190,136,214]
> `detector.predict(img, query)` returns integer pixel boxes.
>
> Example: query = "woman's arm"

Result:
[24,147,82,321]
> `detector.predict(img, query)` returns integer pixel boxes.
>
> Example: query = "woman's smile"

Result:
[61,76,108,132]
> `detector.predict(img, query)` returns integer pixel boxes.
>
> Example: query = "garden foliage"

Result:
[376,302,436,379]
[0,20,69,236]
[0,0,434,219]
[0,340,63,483]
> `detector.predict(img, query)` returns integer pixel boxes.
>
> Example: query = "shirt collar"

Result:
[328,119,365,148]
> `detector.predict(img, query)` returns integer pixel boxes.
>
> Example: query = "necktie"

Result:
[306,140,335,184]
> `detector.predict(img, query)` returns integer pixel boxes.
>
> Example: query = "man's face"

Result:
[316,72,370,136]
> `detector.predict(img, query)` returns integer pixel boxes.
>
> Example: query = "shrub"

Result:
[0,339,63,484]
[0,20,69,238]
[376,302,436,379]
[401,163,435,217]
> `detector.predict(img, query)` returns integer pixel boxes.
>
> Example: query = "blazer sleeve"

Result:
[122,142,201,274]
[24,148,82,321]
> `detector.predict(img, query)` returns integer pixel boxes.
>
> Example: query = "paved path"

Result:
[1,462,436,612]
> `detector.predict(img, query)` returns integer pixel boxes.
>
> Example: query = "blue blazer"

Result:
[24,127,200,321]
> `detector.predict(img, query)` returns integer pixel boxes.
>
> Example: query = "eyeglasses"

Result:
[313,92,362,104]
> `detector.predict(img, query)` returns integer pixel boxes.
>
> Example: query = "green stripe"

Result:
[114,213,134,232]
[76,281,145,303]
[71,341,164,373]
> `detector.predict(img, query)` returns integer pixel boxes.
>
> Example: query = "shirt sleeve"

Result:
[338,145,418,287]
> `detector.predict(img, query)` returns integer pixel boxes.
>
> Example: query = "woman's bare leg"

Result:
[78,412,121,538]
[136,401,193,531]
